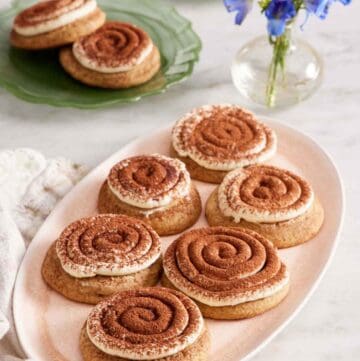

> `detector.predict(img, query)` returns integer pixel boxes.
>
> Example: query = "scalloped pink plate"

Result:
[13,119,344,361]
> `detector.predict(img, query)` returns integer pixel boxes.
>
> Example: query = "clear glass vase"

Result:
[231,24,323,108]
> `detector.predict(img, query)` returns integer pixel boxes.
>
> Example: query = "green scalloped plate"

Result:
[0,0,201,109]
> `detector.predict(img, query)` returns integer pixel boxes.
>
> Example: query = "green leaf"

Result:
[258,0,272,11]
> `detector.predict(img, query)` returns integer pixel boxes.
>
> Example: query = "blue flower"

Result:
[304,0,351,20]
[224,0,253,25]
[265,0,297,36]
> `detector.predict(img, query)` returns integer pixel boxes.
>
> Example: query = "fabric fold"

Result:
[0,148,86,360]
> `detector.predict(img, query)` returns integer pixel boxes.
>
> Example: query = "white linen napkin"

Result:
[0,148,87,361]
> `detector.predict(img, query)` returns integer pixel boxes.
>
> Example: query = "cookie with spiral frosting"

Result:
[41,214,162,304]
[162,226,290,320]
[80,287,210,361]
[10,0,105,50]
[98,154,202,236]
[171,104,277,183]
[59,21,161,88]
[205,165,324,248]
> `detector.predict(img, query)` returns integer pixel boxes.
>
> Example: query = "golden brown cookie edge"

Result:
[41,243,162,304]
[205,187,325,248]
[79,320,210,361]
[97,181,202,236]
[10,8,106,50]
[161,273,290,320]
[59,43,161,88]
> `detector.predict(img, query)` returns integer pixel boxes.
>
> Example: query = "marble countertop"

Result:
[0,0,359,360]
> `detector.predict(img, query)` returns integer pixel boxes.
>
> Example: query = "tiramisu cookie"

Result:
[80,287,210,361]
[206,165,324,248]
[59,21,161,88]
[98,154,202,236]
[41,214,162,304]
[171,105,277,183]
[10,0,105,50]
[162,227,290,320]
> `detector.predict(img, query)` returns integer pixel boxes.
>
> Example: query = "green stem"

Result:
[266,25,292,107]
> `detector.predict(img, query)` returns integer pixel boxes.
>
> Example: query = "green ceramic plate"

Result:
[0,0,201,109]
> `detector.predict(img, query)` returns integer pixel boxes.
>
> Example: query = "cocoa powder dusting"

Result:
[107,154,190,207]
[87,287,203,359]
[14,0,85,27]
[163,227,288,304]
[226,165,313,212]
[55,214,161,278]
[75,22,152,69]
[173,105,276,166]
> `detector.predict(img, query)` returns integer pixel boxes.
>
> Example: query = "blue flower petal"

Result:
[265,0,296,21]
[264,0,296,36]
[235,3,251,24]
[309,0,331,18]
[267,18,287,36]
[304,0,351,20]
[224,0,252,25]
[234,8,246,24]
[223,0,246,12]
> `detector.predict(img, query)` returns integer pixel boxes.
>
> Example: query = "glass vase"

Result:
[231,24,323,108]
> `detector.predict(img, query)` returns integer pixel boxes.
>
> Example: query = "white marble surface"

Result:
[0,0,359,360]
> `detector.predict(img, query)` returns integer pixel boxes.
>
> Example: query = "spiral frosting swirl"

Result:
[72,21,154,73]
[218,165,314,223]
[13,0,97,36]
[107,154,191,209]
[163,227,289,307]
[172,104,277,171]
[86,287,204,360]
[56,214,161,278]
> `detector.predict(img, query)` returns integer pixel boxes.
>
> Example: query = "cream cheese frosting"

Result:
[56,214,161,278]
[163,227,290,307]
[86,287,204,360]
[107,154,191,209]
[13,0,97,37]
[72,22,154,73]
[218,165,314,223]
[172,104,277,171]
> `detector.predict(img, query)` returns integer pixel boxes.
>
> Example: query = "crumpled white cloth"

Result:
[0,148,87,361]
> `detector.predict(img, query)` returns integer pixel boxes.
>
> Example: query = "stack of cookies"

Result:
[10,0,161,88]
[40,103,325,361]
